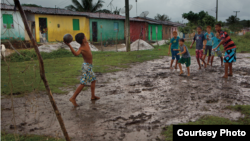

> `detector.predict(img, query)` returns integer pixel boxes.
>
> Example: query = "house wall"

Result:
[34,14,90,42]
[162,25,172,40]
[129,21,147,42]
[89,18,125,42]
[148,24,162,41]
[1,10,25,40]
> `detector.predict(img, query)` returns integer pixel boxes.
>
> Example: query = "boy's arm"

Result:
[177,46,186,55]
[65,42,82,56]
[168,43,172,55]
[173,49,180,51]
[203,35,207,49]
[213,39,225,51]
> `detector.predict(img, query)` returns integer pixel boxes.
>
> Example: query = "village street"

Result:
[2,54,250,141]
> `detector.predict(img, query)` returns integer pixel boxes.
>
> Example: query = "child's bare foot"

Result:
[170,67,174,69]
[179,71,184,75]
[69,98,79,107]
[222,75,228,78]
[91,96,100,101]
[204,63,207,68]
[228,73,233,77]
[187,74,190,77]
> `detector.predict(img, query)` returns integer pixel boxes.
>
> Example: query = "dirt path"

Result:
[2,54,250,141]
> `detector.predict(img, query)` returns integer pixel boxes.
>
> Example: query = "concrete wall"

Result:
[1,10,25,40]
[34,14,90,42]
[148,24,162,41]
[89,18,125,42]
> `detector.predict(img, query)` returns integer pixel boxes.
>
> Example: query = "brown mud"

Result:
[2,53,250,141]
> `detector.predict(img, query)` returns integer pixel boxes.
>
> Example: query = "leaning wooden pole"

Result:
[13,1,71,141]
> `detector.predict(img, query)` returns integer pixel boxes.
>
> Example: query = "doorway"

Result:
[92,22,98,42]
[150,26,152,40]
[39,18,48,42]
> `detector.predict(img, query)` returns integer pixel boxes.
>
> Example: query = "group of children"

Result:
[64,23,237,107]
[168,23,237,78]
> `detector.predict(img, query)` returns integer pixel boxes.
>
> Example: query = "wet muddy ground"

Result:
[2,53,250,141]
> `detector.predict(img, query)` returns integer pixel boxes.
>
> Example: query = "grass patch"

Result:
[1,132,65,141]
[162,105,250,141]
[2,34,249,96]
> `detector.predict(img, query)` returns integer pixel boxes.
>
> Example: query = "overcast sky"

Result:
[8,0,250,23]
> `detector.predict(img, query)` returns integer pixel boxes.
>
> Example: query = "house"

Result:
[134,16,185,40]
[1,3,90,43]
[1,3,26,41]
[129,18,148,42]
[86,13,125,42]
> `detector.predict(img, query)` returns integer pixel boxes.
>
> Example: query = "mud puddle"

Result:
[2,53,250,141]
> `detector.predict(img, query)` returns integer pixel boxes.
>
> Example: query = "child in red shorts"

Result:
[190,26,207,70]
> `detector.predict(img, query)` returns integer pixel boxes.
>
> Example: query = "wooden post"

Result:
[125,0,130,52]
[101,32,103,52]
[13,1,71,141]
[116,30,118,52]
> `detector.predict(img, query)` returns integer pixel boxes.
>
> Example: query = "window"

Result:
[114,22,119,32]
[2,14,14,29]
[73,19,79,30]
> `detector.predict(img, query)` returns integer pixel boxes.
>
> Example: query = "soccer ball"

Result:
[63,34,73,44]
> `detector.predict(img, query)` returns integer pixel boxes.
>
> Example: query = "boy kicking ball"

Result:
[213,23,237,78]
[190,26,207,70]
[174,38,191,76]
[211,32,223,67]
[64,33,100,107]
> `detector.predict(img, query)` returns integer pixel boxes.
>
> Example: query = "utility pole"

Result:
[125,0,130,52]
[136,0,137,17]
[216,0,218,21]
[234,11,240,17]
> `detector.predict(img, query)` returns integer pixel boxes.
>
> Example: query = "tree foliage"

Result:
[182,11,216,27]
[226,15,243,32]
[154,14,171,21]
[21,4,42,7]
[65,0,104,12]
[113,7,121,15]
[96,9,111,13]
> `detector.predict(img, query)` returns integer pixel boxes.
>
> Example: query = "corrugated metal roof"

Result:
[134,16,186,27]
[1,3,149,22]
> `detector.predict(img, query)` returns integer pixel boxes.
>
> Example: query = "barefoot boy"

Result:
[168,31,180,69]
[190,26,207,69]
[213,23,236,78]
[211,32,223,67]
[203,26,214,65]
[174,38,191,76]
[64,33,100,107]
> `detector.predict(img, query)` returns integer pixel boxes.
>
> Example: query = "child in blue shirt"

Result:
[203,26,214,65]
[211,32,223,67]
[168,31,180,69]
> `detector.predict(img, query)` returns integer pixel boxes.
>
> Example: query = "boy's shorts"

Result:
[80,63,96,85]
[171,48,180,60]
[211,50,222,57]
[196,49,203,59]
[178,57,191,67]
[224,48,236,63]
[204,46,212,56]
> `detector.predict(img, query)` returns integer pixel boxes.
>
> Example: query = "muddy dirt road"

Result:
[2,54,250,141]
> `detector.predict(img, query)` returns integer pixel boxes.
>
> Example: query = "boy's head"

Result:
[197,26,202,33]
[215,32,220,38]
[215,23,221,32]
[173,31,177,38]
[206,26,211,32]
[179,38,185,45]
[75,33,86,45]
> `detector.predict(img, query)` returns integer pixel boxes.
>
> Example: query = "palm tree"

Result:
[65,0,104,12]
[154,14,171,21]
